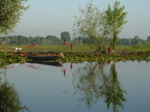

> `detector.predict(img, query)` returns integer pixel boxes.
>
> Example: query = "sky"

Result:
[12,0,150,40]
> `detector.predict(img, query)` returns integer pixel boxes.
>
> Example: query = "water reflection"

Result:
[27,61,63,67]
[0,64,29,112]
[73,61,127,112]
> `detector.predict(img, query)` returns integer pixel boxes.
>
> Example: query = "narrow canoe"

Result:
[25,55,61,61]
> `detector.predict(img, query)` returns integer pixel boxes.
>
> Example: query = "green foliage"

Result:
[0,0,29,35]
[46,35,61,45]
[61,31,71,41]
[0,34,148,46]
[74,1,108,52]
[105,1,128,50]
[59,52,150,63]
[76,52,84,57]
[0,81,28,112]
[0,51,6,58]
[74,1,128,52]
[0,53,28,64]
[0,0,29,49]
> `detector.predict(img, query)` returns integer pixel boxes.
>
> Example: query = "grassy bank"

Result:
[0,44,150,53]
[0,44,150,63]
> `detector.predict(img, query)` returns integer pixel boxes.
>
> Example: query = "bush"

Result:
[0,51,6,58]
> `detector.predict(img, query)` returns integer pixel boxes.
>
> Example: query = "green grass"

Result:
[115,44,150,52]
[0,44,150,53]
[0,45,95,52]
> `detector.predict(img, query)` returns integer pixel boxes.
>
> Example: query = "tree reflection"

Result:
[0,64,29,112]
[73,62,127,112]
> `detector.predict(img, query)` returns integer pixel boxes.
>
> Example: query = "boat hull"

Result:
[26,55,61,61]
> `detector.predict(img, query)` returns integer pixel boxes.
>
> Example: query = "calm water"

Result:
[0,61,150,112]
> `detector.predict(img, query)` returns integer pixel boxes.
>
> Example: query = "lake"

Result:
[0,61,150,112]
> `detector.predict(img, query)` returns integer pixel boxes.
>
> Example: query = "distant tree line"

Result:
[0,31,71,45]
[0,32,150,46]
[74,35,150,46]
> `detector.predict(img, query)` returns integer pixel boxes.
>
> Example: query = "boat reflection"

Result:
[72,61,127,112]
[0,64,29,112]
[26,61,63,67]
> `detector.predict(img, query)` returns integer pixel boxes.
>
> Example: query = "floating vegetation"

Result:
[57,51,150,63]
[0,51,28,64]
[0,51,150,64]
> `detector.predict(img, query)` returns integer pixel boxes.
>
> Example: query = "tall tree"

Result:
[0,0,29,47]
[61,31,71,41]
[74,1,110,52]
[105,1,128,50]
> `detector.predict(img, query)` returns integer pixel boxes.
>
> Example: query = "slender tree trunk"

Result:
[113,32,118,51]
[4,32,8,53]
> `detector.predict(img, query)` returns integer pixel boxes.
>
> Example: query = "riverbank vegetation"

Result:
[0,44,150,64]
[0,0,150,64]
[58,51,150,63]
[0,51,28,65]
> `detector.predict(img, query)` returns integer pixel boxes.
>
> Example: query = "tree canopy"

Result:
[105,1,128,50]
[74,0,128,52]
[0,0,29,35]
[0,0,29,49]
[61,31,71,41]
[74,1,109,52]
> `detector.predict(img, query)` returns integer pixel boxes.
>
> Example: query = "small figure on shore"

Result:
[70,42,73,50]
[63,39,66,46]
[108,46,112,54]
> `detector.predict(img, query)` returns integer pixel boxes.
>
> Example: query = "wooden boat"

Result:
[25,55,61,61]
[18,52,64,62]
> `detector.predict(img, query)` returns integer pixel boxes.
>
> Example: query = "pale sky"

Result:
[13,0,150,39]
